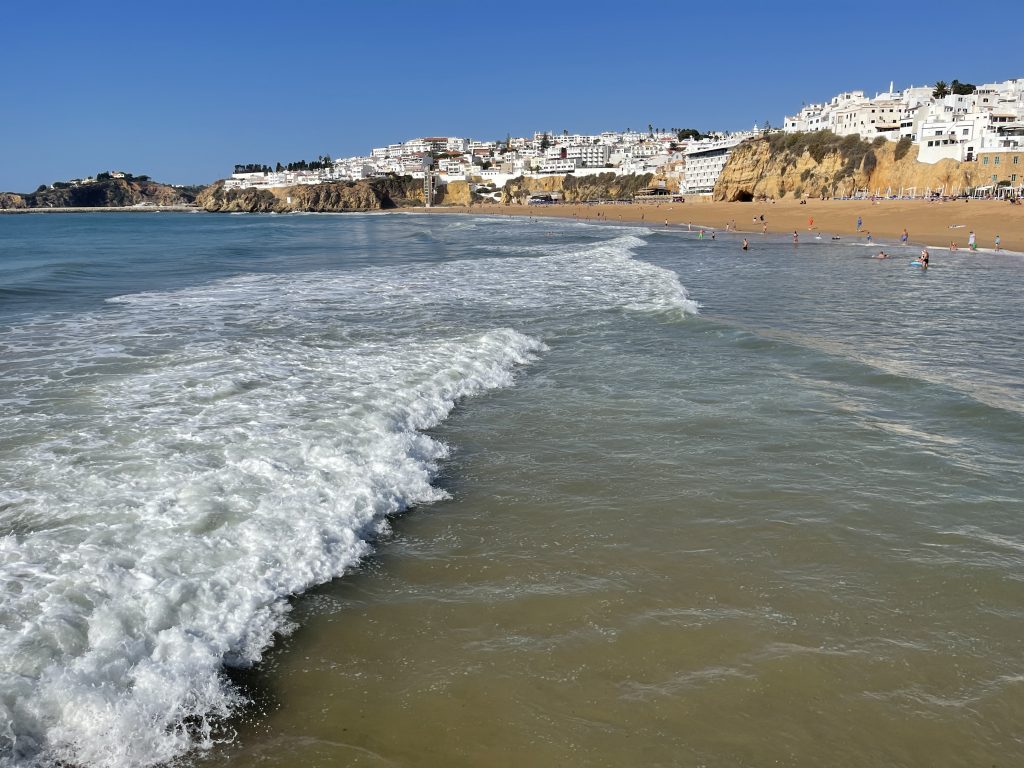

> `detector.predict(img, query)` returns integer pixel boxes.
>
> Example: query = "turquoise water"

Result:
[1,212,1023,767]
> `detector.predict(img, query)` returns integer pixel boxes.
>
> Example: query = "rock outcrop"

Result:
[0,193,27,210]
[2,179,200,209]
[715,133,985,202]
[437,179,471,206]
[501,173,654,204]
[196,176,426,213]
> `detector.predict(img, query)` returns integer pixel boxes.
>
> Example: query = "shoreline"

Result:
[5,199,1021,255]
[413,198,1024,254]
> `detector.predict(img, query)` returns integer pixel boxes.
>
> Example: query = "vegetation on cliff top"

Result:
[763,130,886,165]
[754,130,891,190]
[235,155,336,174]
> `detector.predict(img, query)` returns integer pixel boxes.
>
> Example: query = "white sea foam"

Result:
[0,219,694,767]
[434,230,699,319]
[0,321,541,768]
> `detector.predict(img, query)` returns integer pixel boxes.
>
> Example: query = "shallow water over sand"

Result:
[2,213,1022,767]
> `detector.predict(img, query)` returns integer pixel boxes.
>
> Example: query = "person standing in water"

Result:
[920,248,930,268]
[792,231,799,243]
[742,238,749,251]
[995,234,1001,251]
[968,230,977,251]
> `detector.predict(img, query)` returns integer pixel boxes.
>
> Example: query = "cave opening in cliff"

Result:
[731,190,755,202]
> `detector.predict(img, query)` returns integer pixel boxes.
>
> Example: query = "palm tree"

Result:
[933,80,950,99]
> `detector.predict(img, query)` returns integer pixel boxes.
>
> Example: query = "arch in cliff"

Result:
[731,190,754,202]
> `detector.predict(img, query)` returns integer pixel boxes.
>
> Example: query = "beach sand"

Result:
[425,198,1024,253]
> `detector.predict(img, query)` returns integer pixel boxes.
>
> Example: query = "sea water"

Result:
[1,213,1022,767]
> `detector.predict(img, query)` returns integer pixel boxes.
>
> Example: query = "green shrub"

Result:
[894,136,913,161]
[862,150,878,176]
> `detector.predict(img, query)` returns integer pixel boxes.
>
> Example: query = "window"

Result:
[1013,174,1018,182]
[983,157,989,165]
[1014,156,1020,165]
[995,157,1001,165]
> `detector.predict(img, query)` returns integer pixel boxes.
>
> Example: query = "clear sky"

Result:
[2,0,1021,192]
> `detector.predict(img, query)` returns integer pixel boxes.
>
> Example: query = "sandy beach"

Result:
[427,198,1024,253]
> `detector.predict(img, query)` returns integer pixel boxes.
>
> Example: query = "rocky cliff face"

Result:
[501,173,654,204]
[196,176,425,213]
[1,179,200,209]
[0,193,26,210]
[437,180,471,206]
[715,135,984,202]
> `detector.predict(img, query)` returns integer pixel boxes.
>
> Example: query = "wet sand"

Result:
[423,198,1024,253]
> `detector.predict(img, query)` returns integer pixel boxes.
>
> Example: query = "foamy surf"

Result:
[0,302,541,767]
[0,215,698,767]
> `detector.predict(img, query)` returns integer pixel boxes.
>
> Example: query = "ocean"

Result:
[1,211,1022,767]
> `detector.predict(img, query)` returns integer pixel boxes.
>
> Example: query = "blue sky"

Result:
[2,0,1021,191]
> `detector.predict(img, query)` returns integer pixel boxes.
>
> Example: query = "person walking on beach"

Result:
[968,230,977,251]
[901,229,909,245]
[856,215,863,231]
[866,231,872,244]
[808,216,814,230]
[995,234,1001,251]
[762,223,767,235]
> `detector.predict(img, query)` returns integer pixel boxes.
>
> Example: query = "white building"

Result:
[784,77,1024,164]
[683,133,752,194]
[537,158,580,174]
